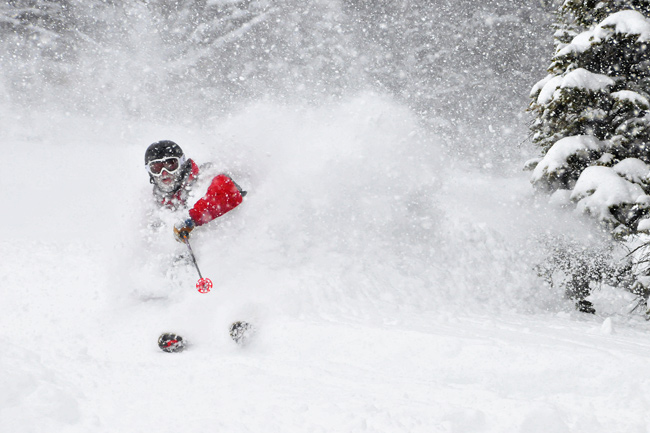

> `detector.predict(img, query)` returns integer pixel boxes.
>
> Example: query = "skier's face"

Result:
[149,164,182,194]
[147,156,184,192]
[154,170,182,193]
[159,169,177,186]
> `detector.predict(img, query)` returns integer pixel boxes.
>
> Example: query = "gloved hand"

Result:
[173,218,196,242]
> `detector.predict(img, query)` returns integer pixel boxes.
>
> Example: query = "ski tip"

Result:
[229,321,255,346]
[158,332,186,353]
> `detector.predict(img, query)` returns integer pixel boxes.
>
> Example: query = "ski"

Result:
[229,321,255,346]
[158,332,186,353]
[157,321,254,353]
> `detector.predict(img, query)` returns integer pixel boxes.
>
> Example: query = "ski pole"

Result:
[183,237,213,293]
[184,238,202,278]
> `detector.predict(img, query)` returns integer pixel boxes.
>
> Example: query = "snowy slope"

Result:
[2,95,650,432]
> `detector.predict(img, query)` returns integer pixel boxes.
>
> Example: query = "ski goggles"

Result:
[146,156,184,176]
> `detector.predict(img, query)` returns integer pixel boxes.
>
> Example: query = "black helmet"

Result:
[144,140,184,165]
[145,140,192,194]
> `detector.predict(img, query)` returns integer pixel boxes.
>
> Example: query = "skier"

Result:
[145,140,252,352]
[144,140,245,242]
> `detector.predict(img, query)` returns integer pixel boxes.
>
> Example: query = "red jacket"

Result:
[157,160,244,226]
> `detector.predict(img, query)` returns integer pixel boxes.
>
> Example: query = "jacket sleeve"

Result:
[188,174,244,226]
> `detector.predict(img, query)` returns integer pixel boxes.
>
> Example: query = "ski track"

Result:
[3,99,650,432]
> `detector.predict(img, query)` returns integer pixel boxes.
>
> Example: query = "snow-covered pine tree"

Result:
[530,3,650,236]
[529,2,650,313]
[562,0,650,28]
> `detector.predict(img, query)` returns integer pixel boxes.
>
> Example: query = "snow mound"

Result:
[593,10,650,43]
[637,218,650,232]
[612,158,650,184]
[558,10,650,58]
[571,165,646,223]
[611,90,650,108]
[531,135,602,184]
[530,74,553,98]
[536,69,614,105]
[561,68,615,91]
[536,75,564,105]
